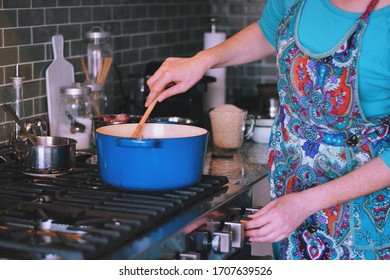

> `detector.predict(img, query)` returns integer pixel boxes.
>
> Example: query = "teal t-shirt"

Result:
[258,0,390,166]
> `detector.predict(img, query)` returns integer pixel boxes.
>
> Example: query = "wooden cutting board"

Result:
[45,34,74,136]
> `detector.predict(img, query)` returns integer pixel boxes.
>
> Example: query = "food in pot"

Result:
[102,113,131,123]
[93,114,142,130]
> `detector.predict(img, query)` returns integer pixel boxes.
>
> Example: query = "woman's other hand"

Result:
[244,192,309,243]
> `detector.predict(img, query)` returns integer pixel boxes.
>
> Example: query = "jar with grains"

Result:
[209,104,247,150]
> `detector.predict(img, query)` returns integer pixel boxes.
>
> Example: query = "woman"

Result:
[145,0,390,259]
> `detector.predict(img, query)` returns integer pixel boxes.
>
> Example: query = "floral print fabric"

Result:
[269,0,390,259]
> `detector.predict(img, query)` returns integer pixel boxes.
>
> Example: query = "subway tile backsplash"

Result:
[0,0,275,144]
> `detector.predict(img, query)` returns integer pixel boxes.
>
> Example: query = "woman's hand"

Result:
[244,192,310,243]
[145,22,275,107]
[244,157,390,243]
[145,55,209,107]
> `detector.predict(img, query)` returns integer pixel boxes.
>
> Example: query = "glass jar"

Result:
[85,27,112,84]
[87,83,107,116]
[209,104,247,150]
[58,84,93,151]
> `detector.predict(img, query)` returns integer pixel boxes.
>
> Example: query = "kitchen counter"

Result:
[203,141,269,186]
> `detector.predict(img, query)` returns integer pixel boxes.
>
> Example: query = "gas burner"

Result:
[0,158,234,259]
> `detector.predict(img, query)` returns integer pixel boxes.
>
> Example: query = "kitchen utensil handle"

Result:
[1,103,37,146]
[131,97,158,138]
[52,34,64,60]
[131,82,175,138]
[116,138,156,148]
[65,111,74,122]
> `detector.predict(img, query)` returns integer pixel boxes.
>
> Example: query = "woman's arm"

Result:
[145,22,276,106]
[245,156,390,242]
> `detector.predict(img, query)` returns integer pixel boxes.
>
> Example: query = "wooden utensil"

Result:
[96,57,112,85]
[131,82,176,138]
[2,103,37,146]
[80,56,90,83]
[131,97,158,138]
[91,56,112,116]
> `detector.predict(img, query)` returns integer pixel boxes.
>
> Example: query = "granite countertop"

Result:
[203,141,269,186]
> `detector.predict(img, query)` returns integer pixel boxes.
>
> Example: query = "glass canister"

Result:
[209,104,247,150]
[85,27,112,84]
[58,84,93,151]
[87,83,107,116]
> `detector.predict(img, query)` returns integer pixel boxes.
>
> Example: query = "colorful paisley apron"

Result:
[269,0,390,259]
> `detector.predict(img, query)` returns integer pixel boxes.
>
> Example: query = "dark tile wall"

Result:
[0,0,213,143]
[0,0,275,144]
[211,0,277,102]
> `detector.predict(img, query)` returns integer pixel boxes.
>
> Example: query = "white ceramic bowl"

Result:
[246,118,274,144]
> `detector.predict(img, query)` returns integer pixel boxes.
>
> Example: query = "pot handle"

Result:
[116,138,158,148]
[244,115,255,140]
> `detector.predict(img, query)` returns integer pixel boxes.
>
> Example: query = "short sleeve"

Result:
[258,0,295,47]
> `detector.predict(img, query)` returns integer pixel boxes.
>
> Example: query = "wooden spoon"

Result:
[131,82,176,138]
[131,97,158,138]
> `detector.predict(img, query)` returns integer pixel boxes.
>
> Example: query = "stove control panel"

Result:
[184,207,260,259]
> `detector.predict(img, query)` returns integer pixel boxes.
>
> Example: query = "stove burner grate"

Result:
[0,162,228,259]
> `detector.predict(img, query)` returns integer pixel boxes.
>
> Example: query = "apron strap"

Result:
[361,0,379,20]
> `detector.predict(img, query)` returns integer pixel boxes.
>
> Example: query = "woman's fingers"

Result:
[145,68,176,105]
[145,56,208,106]
[243,194,306,243]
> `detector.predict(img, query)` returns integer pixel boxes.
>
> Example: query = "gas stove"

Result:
[0,150,255,260]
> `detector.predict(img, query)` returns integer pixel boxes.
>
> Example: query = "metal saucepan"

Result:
[14,136,77,176]
[1,103,37,145]
[95,123,208,190]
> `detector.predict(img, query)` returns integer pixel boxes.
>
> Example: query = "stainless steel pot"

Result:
[150,116,197,125]
[14,136,77,176]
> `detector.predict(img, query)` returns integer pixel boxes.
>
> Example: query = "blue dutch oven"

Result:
[95,123,208,190]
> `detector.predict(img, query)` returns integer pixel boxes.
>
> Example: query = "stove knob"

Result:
[244,207,261,216]
[179,252,201,260]
[211,224,232,254]
[225,221,244,248]
[187,230,211,252]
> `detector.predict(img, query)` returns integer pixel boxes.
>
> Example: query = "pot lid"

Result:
[85,26,110,39]
[60,83,91,96]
